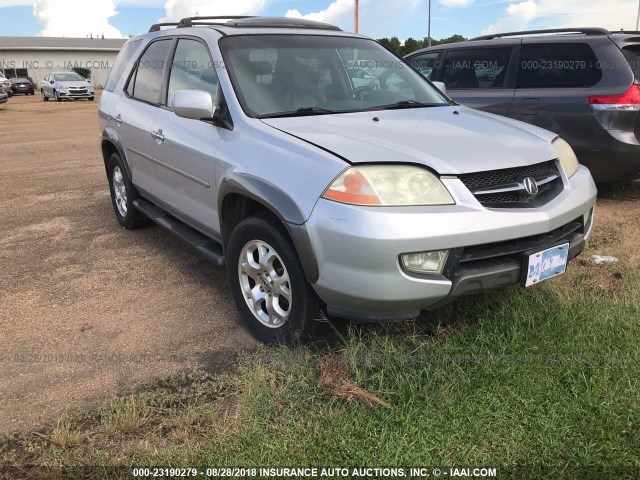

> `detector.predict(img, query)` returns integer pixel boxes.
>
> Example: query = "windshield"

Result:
[220,35,449,118]
[54,73,85,82]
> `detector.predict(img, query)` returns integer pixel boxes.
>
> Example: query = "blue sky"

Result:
[0,0,636,40]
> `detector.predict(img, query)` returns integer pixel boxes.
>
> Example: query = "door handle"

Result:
[151,129,164,142]
[114,114,122,126]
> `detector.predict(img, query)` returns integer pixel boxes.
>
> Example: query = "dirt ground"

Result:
[0,93,638,435]
[0,94,257,434]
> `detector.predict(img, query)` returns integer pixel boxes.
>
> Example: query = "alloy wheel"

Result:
[112,166,128,217]
[238,240,292,328]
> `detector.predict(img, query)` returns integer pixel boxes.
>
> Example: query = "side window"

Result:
[167,38,219,108]
[128,39,172,105]
[409,52,440,80]
[441,48,513,89]
[105,39,142,92]
[517,43,602,88]
[622,46,640,80]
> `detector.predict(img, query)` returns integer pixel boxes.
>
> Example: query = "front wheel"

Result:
[41,89,49,101]
[54,90,61,102]
[88,97,95,101]
[226,214,320,344]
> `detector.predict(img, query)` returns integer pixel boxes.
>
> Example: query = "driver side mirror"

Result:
[432,81,447,95]
[50,80,55,84]
[171,90,215,121]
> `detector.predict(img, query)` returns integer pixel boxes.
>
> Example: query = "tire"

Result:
[226,214,320,344]
[54,90,61,102]
[89,97,95,101]
[107,153,147,230]
[41,89,49,102]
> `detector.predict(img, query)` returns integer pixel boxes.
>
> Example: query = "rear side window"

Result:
[517,43,602,88]
[440,48,513,89]
[167,39,219,108]
[622,46,640,80]
[409,52,440,80]
[128,39,173,105]
[105,40,142,92]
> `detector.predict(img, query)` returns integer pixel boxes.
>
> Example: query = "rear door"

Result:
[507,40,607,160]
[121,37,174,198]
[437,44,517,115]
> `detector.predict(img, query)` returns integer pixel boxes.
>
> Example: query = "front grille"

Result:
[70,89,88,94]
[458,160,563,208]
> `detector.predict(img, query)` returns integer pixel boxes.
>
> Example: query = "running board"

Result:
[133,199,225,266]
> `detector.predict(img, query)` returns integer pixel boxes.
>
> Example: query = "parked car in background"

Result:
[0,85,8,105]
[406,28,640,183]
[41,72,95,102]
[0,72,11,97]
[9,78,35,96]
[99,16,596,343]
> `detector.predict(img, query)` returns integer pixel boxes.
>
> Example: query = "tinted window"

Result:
[441,48,512,89]
[105,39,142,92]
[409,52,440,80]
[167,39,218,108]
[130,39,172,104]
[622,46,640,80]
[517,43,602,88]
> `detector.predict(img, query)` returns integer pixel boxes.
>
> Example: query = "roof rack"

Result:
[470,28,610,41]
[177,16,255,28]
[149,22,180,33]
[149,16,342,33]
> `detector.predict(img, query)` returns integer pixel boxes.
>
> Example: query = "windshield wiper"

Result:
[259,107,339,119]
[379,100,445,110]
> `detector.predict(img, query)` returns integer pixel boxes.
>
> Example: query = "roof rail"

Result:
[177,16,255,28]
[610,30,640,34]
[470,28,610,41]
[149,22,180,33]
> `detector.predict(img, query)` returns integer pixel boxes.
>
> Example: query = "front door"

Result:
[150,37,222,238]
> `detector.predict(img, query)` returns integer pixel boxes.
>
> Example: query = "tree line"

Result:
[377,35,466,56]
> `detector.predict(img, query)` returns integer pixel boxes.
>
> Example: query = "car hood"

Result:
[261,106,559,175]
[56,81,91,88]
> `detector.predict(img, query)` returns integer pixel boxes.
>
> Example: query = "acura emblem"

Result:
[522,177,539,196]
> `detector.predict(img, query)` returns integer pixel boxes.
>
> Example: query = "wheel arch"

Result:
[101,129,132,179]
[218,173,319,284]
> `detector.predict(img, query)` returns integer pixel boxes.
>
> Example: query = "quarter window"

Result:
[128,39,172,105]
[167,39,219,108]
[440,48,513,89]
[517,44,602,88]
[106,39,142,92]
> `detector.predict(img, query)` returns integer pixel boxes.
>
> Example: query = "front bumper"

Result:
[306,165,597,321]
[58,91,94,99]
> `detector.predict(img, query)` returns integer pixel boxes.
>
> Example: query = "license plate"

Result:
[524,243,570,287]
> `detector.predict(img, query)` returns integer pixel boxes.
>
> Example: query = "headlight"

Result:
[322,165,454,206]
[552,137,579,178]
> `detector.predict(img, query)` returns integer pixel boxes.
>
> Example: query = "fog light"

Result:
[401,250,449,274]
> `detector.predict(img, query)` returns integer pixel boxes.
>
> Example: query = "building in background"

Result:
[0,37,126,89]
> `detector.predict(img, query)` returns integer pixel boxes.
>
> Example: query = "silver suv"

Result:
[99,16,597,343]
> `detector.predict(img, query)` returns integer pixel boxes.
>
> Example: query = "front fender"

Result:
[218,173,319,283]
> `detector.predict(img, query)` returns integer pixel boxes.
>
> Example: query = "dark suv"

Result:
[405,28,640,183]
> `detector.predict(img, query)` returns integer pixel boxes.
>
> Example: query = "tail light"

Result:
[588,84,640,111]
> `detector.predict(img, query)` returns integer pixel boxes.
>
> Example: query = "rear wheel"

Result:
[226,214,320,344]
[107,153,147,230]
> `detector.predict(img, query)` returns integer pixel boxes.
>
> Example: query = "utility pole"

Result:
[354,0,359,33]
[428,0,432,47]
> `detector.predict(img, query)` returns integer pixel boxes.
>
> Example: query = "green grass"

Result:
[2,255,639,479]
